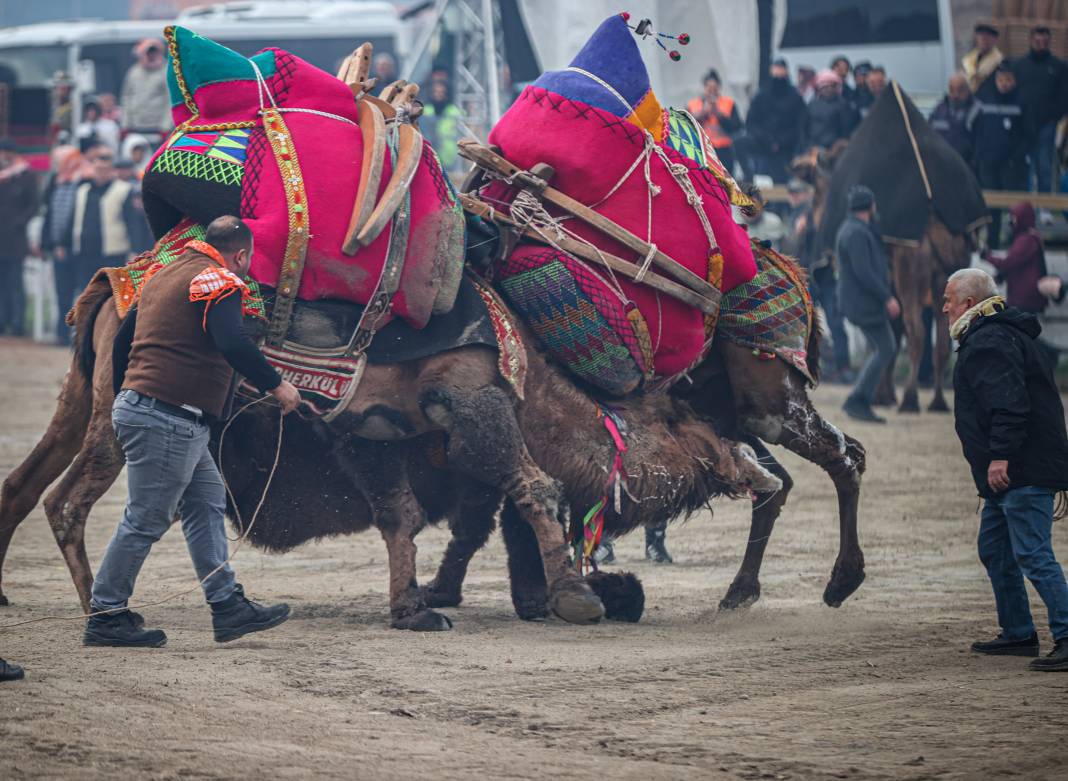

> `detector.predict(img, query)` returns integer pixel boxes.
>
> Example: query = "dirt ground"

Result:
[0,336,1065,781]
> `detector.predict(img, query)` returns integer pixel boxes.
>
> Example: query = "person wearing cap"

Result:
[121,39,171,140]
[743,58,806,182]
[0,138,40,338]
[1013,26,1068,214]
[973,62,1032,249]
[963,23,1004,102]
[929,73,976,167]
[867,66,888,103]
[852,61,874,115]
[687,69,742,175]
[835,185,900,423]
[805,69,855,150]
[830,55,855,105]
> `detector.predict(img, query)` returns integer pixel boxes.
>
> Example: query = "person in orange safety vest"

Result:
[687,68,742,176]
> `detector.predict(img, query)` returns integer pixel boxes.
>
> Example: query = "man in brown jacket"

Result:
[84,215,301,647]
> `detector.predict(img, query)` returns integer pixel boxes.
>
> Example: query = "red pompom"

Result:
[678,33,690,45]
[621,11,630,21]
[669,50,681,61]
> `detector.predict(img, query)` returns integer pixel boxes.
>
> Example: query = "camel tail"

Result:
[69,277,113,387]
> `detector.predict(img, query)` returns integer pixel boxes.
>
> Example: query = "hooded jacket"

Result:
[987,202,1048,313]
[953,306,1068,497]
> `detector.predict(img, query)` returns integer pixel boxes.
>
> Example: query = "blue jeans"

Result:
[91,390,237,611]
[979,486,1068,641]
[846,319,896,408]
[1030,121,1057,194]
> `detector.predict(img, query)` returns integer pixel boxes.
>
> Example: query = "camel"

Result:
[0,253,867,629]
[791,143,971,413]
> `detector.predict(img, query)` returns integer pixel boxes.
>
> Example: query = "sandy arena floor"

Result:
[0,336,1065,780]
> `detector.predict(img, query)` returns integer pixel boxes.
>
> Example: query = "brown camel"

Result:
[791,143,971,413]
[0,259,867,628]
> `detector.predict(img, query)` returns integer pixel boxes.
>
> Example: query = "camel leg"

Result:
[718,438,794,610]
[500,498,551,620]
[0,366,93,606]
[352,441,451,631]
[41,411,125,613]
[776,383,866,606]
[928,272,952,413]
[421,483,500,609]
[892,244,926,413]
[424,385,604,624]
[726,345,866,607]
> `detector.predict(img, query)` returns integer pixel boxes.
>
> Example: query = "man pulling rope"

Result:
[84,215,301,648]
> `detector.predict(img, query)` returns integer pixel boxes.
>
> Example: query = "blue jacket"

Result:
[835,215,892,326]
[972,88,1031,165]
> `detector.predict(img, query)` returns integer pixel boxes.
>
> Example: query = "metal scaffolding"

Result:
[402,0,504,139]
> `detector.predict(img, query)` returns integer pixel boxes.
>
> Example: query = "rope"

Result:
[0,396,285,631]
[250,58,356,126]
[893,80,933,201]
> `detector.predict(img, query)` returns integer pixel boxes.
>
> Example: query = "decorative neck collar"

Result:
[951,295,1006,341]
[187,239,227,268]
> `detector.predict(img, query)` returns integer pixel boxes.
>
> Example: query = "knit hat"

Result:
[847,185,874,211]
[814,69,842,89]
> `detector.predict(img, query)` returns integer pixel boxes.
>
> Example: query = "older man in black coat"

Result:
[945,267,1068,672]
[835,186,900,423]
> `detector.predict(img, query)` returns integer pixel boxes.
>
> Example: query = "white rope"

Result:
[250,59,356,126]
[565,66,634,115]
[634,243,657,283]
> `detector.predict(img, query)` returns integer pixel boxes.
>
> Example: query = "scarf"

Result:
[950,295,1005,341]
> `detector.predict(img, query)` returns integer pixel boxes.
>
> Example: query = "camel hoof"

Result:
[897,396,920,414]
[550,583,605,625]
[420,583,462,609]
[928,397,950,413]
[391,609,453,631]
[822,565,866,608]
[514,599,550,621]
[719,580,761,611]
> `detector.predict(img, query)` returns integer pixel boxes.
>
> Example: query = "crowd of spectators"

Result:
[0,38,166,340]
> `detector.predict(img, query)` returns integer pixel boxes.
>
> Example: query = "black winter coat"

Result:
[835,215,892,326]
[953,307,1068,498]
[746,78,807,154]
[1013,49,1068,128]
[972,87,1031,165]
[805,95,855,149]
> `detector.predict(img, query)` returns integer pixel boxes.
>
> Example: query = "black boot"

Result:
[211,585,290,643]
[0,657,25,682]
[645,526,673,564]
[843,399,886,424]
[970,632,1040,657]
[84,609,167,648]
[1030,638,1068,671]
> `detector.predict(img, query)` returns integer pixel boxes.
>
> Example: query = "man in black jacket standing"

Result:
[945,267,1068,672]
[1014,27,1068,209]
[743,58,806,182]
[835,186,900,423]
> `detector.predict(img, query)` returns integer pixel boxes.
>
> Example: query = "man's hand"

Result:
[886,297,901,320]
[987,459,1010,493]
[1038,275,1064,300]
[269,380,302,415]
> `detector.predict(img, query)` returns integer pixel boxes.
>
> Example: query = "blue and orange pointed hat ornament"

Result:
[621,11,690,62]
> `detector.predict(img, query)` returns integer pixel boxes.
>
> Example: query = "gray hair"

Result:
[947,267,998,302]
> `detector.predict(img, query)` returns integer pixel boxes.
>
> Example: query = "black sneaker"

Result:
[645,527,674,564]
[0,657,25,682]
[970,632,1040,657]
[84,609,167,648]
[1030,638,1068,671]
[843,399,886,424]
[211,585,290,643]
